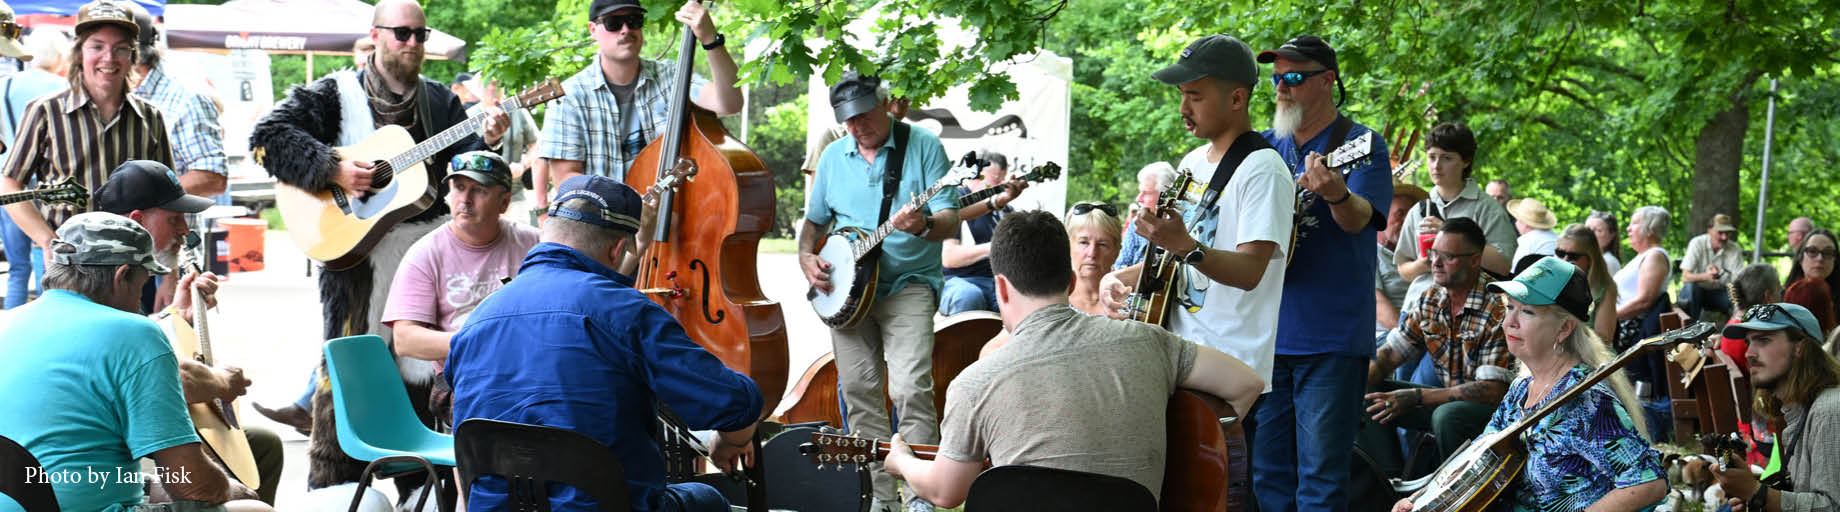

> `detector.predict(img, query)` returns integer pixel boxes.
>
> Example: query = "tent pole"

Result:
[305,52,314,82]
[1753,78,1777,262]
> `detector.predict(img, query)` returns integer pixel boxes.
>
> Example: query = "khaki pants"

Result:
[832,283,939,502]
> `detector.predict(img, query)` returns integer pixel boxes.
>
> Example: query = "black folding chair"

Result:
[0,434,58,512]
[454,418,630,512]
[964,465,1156,512]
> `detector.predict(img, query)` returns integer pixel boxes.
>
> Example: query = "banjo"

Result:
[808,166,977,328]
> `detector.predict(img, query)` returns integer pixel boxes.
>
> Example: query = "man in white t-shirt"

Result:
[1101,33,1292,447]
[381,151,541,425]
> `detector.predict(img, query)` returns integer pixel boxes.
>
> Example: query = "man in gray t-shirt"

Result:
[885,211,1265,507]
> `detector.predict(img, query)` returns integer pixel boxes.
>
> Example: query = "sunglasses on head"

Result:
[1271,69,1330,87]
[1069,201,1118,217]
[451,153,505,174]
[1745,303,1788,324]
[0,22,20,41]
[598,14,645,32]
[374,25,430,43]
[1552,249,1586,262]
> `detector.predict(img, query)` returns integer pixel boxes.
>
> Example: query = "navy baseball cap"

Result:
[1724,303,1824,342]
[94,160,214,215]
[548,175,642,235]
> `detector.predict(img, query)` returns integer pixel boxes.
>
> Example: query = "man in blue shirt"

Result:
[798,72,959,512]
[0,212,268,511]
[1253,35,1394,512]
[448,176,762,512]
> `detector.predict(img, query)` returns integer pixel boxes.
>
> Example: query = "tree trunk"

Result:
[1690,101,1748,237]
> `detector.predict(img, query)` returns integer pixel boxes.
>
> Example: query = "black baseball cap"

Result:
[1257,34,1338,71]
[588,0,644,19]
[1153,34,1259,87]
[829,71,882,123]
[94,160,213,215]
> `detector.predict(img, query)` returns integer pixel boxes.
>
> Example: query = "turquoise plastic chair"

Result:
[323,335,456,511]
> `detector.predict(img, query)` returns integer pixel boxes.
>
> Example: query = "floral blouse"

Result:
[1482,364,1665,511]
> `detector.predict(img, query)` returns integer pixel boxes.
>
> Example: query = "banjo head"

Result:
[809,230,865,319]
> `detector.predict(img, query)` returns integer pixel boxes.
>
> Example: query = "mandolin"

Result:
[1122,170,1195,326]
[953,162,1062,210]
[1406,321,1718,511]
[799,390,1248,511]
[0,177,87,209]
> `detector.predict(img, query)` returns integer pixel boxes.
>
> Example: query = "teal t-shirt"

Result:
[0,290,201,512]
[805,121,957,300]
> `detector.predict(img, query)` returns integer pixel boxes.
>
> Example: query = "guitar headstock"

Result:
[798,432,881,468]
[36,177,88,209]
[1630,321,1720,355]
[506,78,565,111]
[1327,131,1375,169]
[1013,162,1062,183]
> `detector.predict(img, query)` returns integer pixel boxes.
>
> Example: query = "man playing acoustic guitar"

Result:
[886,211,1264,507]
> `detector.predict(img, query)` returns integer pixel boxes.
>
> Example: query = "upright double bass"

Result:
[625,9,789,416]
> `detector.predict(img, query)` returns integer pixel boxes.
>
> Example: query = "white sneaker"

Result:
[906,498,937,512]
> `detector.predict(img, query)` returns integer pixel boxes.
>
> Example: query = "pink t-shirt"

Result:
[382,219,542,334]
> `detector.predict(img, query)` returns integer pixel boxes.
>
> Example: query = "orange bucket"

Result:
[219,218,267,272]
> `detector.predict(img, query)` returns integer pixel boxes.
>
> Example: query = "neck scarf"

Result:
[362,55,420,132]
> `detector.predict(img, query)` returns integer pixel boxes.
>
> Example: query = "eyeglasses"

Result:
[1552,249,1586,262]
[1802,247,1838,261]
[0,22,21,41]
[374,25,431,43]
[1271,69,1330,87]
[1428,249,1479,262]
[598,14,645,33]
[1069,201,1118,218]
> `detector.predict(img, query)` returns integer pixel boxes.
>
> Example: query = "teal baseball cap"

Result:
[1487,256,1592,321]
[1724,303,1823,342]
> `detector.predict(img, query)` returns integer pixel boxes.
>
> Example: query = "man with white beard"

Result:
[1251,34,1395,512]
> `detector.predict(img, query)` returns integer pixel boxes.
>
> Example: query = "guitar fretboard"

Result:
[381,96,528,180]
[851,183,955,260]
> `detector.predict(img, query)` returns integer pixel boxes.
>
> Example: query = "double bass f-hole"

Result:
[690,259,724,325]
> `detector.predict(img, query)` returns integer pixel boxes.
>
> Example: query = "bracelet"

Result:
[917,216,934,237]
[1326,189,1353,205]
[986,196,999,210]
[700,33,726,50]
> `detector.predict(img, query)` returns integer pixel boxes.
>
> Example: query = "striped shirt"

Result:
[2,86,173,228]
[538,57,705,180]
[133,66,226,177]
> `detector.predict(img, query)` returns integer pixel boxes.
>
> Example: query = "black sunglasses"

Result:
[1271,69,1330,87]
[1069,201,1118,217]
[1552,249,1586,262]
[1745,304,1787,323]
[374,25,430,43]
[598,14,645,32]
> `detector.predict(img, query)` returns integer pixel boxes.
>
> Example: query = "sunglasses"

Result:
[1802,247,1838,261]
[598,14,645,33]
[1552,249,1586,262]
[451,153,506,175]
[1069,201,1118,217]
[0,22,20,42]
[1745,303,1788,324]
[1271,69,1330,87]
[374,25,431,43]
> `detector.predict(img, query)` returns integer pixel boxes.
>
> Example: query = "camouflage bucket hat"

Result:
[52,211,171,275]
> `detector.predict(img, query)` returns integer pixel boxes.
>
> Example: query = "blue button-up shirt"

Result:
[447,243,762,512]
[133,66,227,178]
[805,122,957,300]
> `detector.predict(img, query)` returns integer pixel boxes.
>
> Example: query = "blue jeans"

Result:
[655,482,730,512]
[1,207,41,309]
[1678,283,1732,321]
[1252,354,1367,512]
[938,276,996,316]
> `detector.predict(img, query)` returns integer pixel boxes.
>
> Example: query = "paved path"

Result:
[214,232,835,505]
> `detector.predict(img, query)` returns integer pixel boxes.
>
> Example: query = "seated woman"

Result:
[981,201,1122,357]
[1784,228,1838,336]
[1393,257,1667,512]
[1554,224,1619,342]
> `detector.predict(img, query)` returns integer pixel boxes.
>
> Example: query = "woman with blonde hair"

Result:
[1065,201,1123,316]
[1555,224,1618,342]
[1392,257,1666,512]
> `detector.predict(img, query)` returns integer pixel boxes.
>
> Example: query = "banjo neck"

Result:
[847,180,957,261]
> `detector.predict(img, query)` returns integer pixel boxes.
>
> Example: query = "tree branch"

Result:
[1542,84,1610,118]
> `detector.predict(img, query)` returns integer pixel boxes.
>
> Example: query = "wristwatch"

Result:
[916,216,934,238]
[701,33,726,50]
[1182,244,1208,265]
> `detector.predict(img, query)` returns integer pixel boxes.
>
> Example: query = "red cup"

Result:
[1418,232,1437,259]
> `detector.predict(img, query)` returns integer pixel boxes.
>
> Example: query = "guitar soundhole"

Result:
[370,161,395,191]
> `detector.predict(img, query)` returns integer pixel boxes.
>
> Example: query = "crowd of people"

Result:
[0,0,1837,511]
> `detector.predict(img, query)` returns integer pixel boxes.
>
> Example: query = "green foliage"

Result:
[750,94,810,238]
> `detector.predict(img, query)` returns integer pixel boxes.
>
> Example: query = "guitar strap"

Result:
[868,121,913,260]
[1197,131,1275,212]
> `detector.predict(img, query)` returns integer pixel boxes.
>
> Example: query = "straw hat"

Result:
[1507,198,1558,230]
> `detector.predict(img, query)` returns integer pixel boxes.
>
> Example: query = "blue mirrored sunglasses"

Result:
[1271,69,1330,87]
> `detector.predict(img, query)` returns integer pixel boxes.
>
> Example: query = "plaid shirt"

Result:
[538,57,706,180]
[132,66,226,177]
[2,87,172,228]
[1385,285,1515,386]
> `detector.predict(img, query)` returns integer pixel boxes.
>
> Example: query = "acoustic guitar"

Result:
[0,176,87,209]
[808,166,978,328]
[1404,321,1717,511]
[167,233,260,488]
[799,390,1248,511]
[273,79,563,271]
